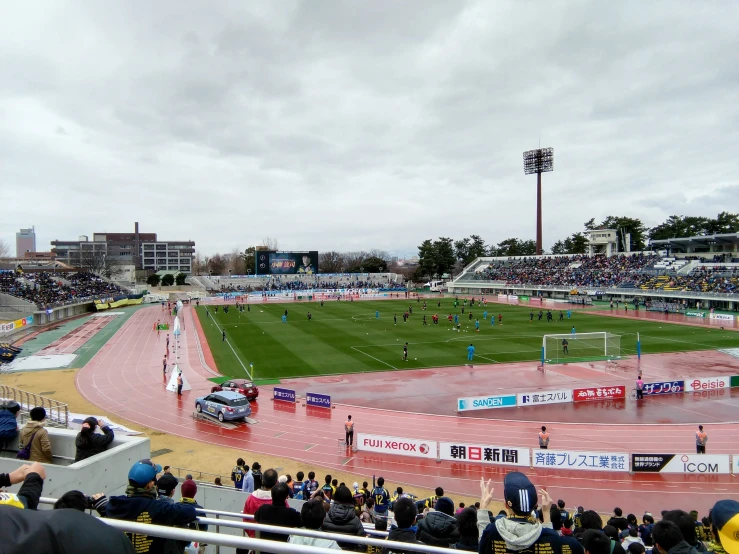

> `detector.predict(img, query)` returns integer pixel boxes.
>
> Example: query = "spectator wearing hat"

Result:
[18,407,52,463]
[323,485,366,550]
[0,400,20,449]
[106,459,198,554]
[178,479,208,554]
[416,495,460,547]
[156,473,179,504]
[74,417,115,462]
[710,500,738,554]
[478,472,560,554]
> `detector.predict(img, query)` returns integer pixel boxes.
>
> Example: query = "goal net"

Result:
[542,332,622,364]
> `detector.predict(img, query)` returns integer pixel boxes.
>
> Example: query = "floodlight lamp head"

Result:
[523,147,554,175]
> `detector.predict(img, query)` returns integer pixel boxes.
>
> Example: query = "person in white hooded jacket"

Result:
[288,499,341,550]
[477,473,563,554]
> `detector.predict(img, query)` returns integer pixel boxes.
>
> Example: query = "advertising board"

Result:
[532,449,628,472]
[439,442,529,467]
[517,389,572,406]
[306,392,331,409]
[632,454,731,474]
[356,433,437,459]
[273,387,296,402]
[573,386,626,402]
[642,380,684,396]
[709,313,734,321]
[684,377,730,392]
[457,394,517,412]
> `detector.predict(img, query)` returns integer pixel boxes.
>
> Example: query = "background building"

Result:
[16,227,36,257]
[51,222,195,274]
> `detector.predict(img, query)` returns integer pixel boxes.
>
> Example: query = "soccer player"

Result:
[282,314,287,323]
[491,315,495,326]
[475,319,480,332]
[530,311,534,322]
[222,330,226,342]
[571,326,576,337]
[423,315,427,326]
[547,310,552,322]
[284,309,289,319]
[448,313,453,325]
[468,312,473,321]
[561,339,568,355]
[162,356,167,376]
[394,314,397,325]
[483,310,488,320]
[559,311,564,321]
[567,309,572,319]
[376,310,380,320]
[467,343,475,361]
[498,313,502,324]
[307,312,312,321]
[453,314,459,326]
[538,310,543,321]
[402,342,408,361]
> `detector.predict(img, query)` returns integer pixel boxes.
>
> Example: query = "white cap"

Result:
[353,482,359,490]
[278,475,288,483]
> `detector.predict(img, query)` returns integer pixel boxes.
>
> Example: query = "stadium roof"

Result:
[650,232,739,246]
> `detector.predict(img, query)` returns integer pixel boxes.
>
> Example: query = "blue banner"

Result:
[306,392,331,409]
[642,380,684,396]
[273,387,296,403]
[458,394,517,412]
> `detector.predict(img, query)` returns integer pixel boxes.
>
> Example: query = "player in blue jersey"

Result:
[467,343,475,361]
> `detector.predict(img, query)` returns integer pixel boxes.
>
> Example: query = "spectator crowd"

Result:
[0,270,127,308]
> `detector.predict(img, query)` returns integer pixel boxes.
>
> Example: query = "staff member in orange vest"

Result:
[696,425,708,454]
[344,415,355,447]
[539,426,550,449]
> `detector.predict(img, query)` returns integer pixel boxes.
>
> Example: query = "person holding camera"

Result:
[74,417,115,462]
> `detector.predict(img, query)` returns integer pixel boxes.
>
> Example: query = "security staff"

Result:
[539,426,550,449]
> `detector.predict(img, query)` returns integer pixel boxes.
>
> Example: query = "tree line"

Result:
[416,212,739,280]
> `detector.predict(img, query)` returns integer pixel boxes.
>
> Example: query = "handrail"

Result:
[37,497,452,554]
[0,385,69,428]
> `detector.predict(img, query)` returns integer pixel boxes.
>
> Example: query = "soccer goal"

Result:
[542,332,622,364]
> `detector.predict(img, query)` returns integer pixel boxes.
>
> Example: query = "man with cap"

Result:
[710,500,738,554]
[106,459,198,554]
[18,407,52,463]
[156,473,179,504]
[416,495,460,546]
[477,472,560,554]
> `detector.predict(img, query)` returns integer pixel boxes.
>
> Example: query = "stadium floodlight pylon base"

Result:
[542,332,623,365]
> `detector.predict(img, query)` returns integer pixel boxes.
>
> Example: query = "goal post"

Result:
[542,332,622,364]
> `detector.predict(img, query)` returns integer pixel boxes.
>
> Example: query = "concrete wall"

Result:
[0,428,150,499]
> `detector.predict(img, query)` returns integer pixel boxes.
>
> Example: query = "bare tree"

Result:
[0,239,9,259]
[192,252,205,275]
[78,251,121,279]
[260,237,279,251]
[319,251,345,273]
[368,249,391,262]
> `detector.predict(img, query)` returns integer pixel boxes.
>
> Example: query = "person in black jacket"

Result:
[74,417,115,462]
[253,483,302,551]
[0,505,136,554]
[0,462,45,510]
[383,497,422,554]
[454,507,480,551]
[607,507,629,532]
[415,495,460,547]
[322,485,366,550]
[106,459,198,554]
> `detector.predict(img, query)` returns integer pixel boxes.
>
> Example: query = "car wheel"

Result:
[196,404,202,413]
[218,412,224,422]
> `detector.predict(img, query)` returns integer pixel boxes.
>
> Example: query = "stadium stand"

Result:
[0,270,127,309]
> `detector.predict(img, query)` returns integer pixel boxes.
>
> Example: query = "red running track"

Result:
[76,305,739,516]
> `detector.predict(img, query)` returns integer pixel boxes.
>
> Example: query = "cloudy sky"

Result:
[1,1,737,258]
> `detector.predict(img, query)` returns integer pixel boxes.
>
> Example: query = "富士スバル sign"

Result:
[457,394,516,412]
[440,442,529,467]
[684,377,730,392]
[517,389,572,406]
[642,380,684,396]
[632,454,731,474]
[273,387,296,402]
[533,450,628,472]
[356,433,437,459]
[573,386,626,402]
[306,392,331,408]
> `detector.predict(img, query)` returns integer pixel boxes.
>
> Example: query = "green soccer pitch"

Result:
[194,300,738,382]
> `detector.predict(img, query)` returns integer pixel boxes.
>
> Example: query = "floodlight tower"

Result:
[523,147,554,255]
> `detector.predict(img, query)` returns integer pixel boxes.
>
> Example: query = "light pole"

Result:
[523,147,554,256]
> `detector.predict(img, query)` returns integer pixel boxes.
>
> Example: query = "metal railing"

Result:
[0,385,69,428]
[37,497,458,554]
